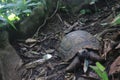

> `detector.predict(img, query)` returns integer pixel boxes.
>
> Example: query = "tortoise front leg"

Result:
[65,56,81,72]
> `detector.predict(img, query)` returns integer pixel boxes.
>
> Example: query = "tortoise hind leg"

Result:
[65,56,81,72]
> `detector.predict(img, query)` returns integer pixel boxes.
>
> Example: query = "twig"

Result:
[47,0,60,19]
[95,28,120,40]
[56,13,63,24]
[64,22,79,33]
[27,69,32,80]
[32,17,47,38]
[39,70,65,80]
[24,59,46,69]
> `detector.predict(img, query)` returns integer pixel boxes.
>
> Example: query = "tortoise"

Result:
[58,30,103,72]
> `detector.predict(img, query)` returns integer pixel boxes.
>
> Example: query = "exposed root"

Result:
[32,0,60,38]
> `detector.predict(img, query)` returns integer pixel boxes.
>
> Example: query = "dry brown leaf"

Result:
[102,39,115,59]
[115,43,120,49]
[109,56,120,75]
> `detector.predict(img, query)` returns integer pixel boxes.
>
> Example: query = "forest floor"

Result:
[13,0,120,80]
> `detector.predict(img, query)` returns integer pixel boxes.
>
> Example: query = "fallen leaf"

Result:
[25,38,37,43]
[43,54,52,60]
[30,51,39,55]
[45,49,55,54]
[109,56,120,75]
[102,39,115,59]
[115,43,120,49]
[83,59,89,73]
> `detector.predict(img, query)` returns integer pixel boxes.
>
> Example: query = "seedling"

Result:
[90,62,108,80]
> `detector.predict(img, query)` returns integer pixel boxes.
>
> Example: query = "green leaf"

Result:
[102,72,109,80]
[22,9,31,13]
[96,62,105,72]
[111,14,120,26]
[26,0,32,4]
[80,9,91,14]
[90,62,109,80]
[90,0,98,5]
[0,13,16,29]
[8,13,20,21]
[27,3,37,6]
[80,9,86,14]
[90,65,102,78]
[16,0,27,10]
[4,3,16,8]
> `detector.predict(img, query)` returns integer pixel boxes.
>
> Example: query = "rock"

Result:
[0,30,23,80]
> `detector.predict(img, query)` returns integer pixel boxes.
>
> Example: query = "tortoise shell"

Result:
[59,30,101,61]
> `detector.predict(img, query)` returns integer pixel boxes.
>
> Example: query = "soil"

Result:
[12,0,120,80]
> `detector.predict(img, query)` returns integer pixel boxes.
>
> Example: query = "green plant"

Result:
[80,9,91,14]
[90,62,108,80]
[0,13,16,29]
[0,0,46,29]
[111,14,120,26]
